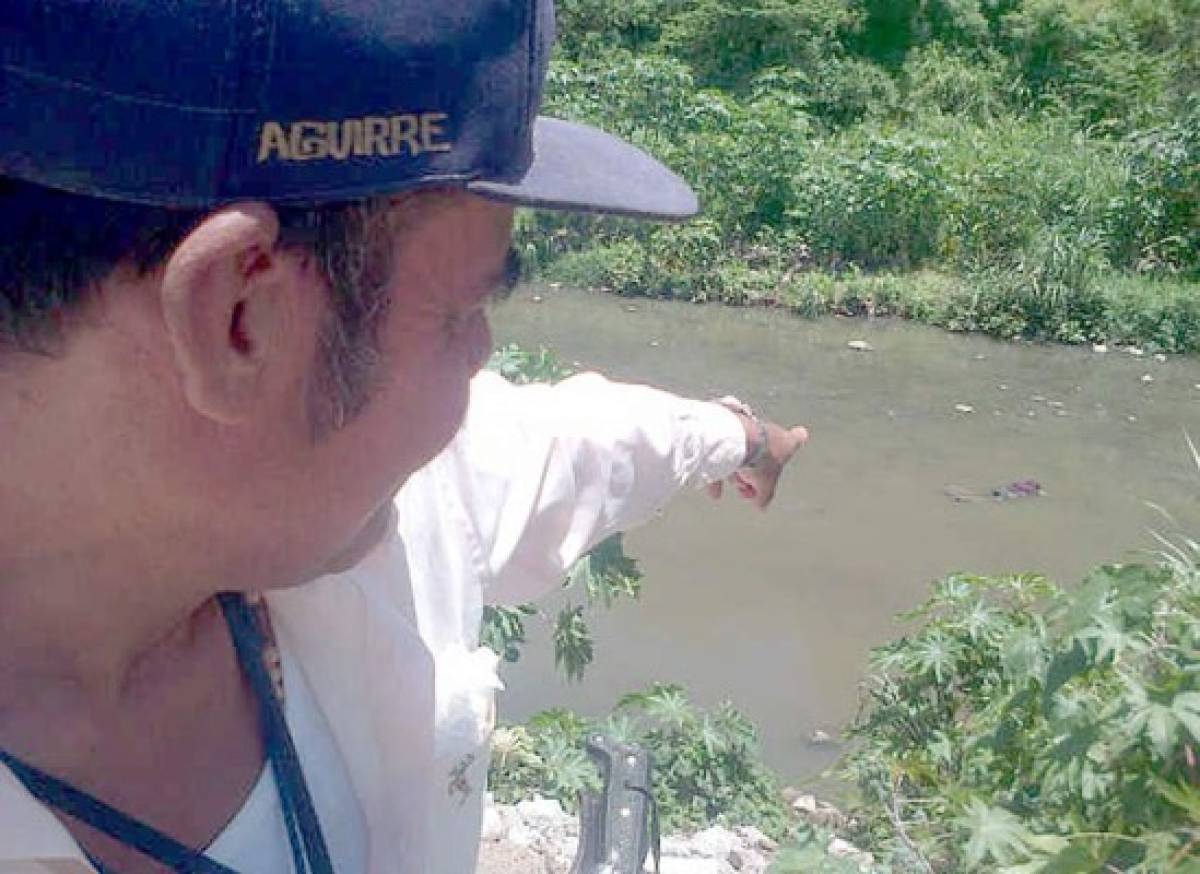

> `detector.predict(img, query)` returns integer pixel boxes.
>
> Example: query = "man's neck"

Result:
[0,557,216,724]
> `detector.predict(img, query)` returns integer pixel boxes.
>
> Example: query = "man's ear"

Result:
[160,202,309,424]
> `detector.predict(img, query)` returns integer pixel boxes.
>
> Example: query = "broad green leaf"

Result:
[962,799,1033,866]
[1043,640,1090,707]
[1154,777,1200,819]
[1035,843,1100,874]
[1172,690,1200,743]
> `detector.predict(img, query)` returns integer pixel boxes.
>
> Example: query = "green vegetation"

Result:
[779,546,1200,870]
[519,0,1200,350]
[488,684,792,839]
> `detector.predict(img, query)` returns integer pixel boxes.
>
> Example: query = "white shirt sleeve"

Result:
[443,369,747,606]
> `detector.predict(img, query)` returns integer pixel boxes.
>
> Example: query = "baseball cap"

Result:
[0,0,698,221]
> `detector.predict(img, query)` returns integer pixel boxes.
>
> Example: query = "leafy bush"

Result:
[525,0,1200,350]
[833,554,1200,872]
[488,684,793,839]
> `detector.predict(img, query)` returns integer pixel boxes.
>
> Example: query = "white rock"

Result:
[791,793,819,815]
[954,403,974,413]
[827,837,875,870]
[480,805,505,842]
[661,836,697,858]
[728,846,768,873]
[658,858,735,874]
[1142,373,1155,383]
[507,823,539,848]
[516,798,567,827]
[689,826,739,859]
[847,339,874,352]
[734,826,777,853]
[827,837,858,858]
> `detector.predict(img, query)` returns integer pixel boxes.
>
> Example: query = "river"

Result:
[489,285,1200,783]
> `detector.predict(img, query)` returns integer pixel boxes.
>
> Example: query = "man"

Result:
[0,1,808,872]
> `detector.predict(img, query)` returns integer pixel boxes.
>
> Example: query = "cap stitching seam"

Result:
[2,63,254,115]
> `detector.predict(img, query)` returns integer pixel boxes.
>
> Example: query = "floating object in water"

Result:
[1154,353,1167,362]
[954,403,974,413]
[847,339,874,352]
[992,479,1043,500]
[1142,373,1154,383]
[1129,347,1146,357]
[944,479,1044,503]
[1093,343,1108,353]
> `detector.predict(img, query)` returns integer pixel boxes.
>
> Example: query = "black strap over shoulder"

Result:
[0,593,335,874]
[0,747,239,874]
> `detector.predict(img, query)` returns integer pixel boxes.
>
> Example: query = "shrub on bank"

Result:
[827,555,1200,872]
[519,0,1200,351]
[488,685,793,840]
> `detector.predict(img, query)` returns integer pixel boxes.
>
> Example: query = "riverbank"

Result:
[531,263,1200,355]
[476,793,876,874]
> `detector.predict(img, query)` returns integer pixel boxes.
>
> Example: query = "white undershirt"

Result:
[205,636,368,874]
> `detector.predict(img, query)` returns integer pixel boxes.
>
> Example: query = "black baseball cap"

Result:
[0,0,698,221]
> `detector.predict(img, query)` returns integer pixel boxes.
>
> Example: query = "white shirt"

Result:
[206,637,368,874]
[0,371,746,873]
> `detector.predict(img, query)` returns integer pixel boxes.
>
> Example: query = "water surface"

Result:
[490,286,1200,781]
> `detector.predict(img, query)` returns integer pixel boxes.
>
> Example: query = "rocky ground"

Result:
[476,793,876,874]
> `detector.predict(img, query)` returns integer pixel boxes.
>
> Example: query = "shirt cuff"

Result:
[676,400,748,486]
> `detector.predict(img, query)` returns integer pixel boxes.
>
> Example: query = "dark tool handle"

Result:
[569,734,658,874]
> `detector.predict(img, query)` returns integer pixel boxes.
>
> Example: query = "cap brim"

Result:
[467,117,699,222]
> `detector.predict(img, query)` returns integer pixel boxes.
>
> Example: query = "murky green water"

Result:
[490,285,1200,782]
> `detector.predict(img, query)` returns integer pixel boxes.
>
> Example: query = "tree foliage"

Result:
[522,0,1200,350]
[831,561,1200,872]
[487,684,792,839]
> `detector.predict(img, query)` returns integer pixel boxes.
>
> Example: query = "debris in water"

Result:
[954,403,974,413]
[1031,394,1046,402]
[847,339,874,352]
[1047,400,1064,408]
[998,384,1009,391]
[648,339,660,348]
[530,295,544,303]
[808,729,835,745]
[623,304,638,313]
[1154,353,1167,362]
[1128,415,1138,422]
[992,479,1044,500]
[945,480,1044,503]
[1142,373,1154,383]
[973,354,987,361]
[1129,347,1145,357]
[1092,343,1108,353]
[547,282,562,289]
